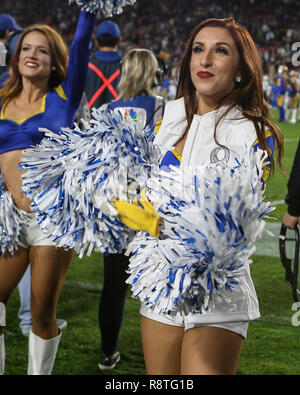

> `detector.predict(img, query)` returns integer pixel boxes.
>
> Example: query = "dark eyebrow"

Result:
[193,41,232,49]
[22,43,49,50]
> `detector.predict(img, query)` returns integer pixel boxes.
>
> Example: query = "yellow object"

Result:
[278,65,288,74]
[262,166,270,183]
[252,129,273,183]
[153,120,162,136]
[290,70,298,78]
[277,95,283,107]
[114,190,160,237]
[292,93,299,109]
[55,85,67,101]
[171,150,182,162]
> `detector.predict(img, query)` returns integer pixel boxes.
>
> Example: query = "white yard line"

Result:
[270,200,285,206]
[254,222,281,257]
[284,138,300,143]
[63,280,102,292]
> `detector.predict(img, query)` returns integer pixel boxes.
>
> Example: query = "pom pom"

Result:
[20,107,160,257]
[68,0,136,16]
[126,148,274,313]
[0,172,29,256]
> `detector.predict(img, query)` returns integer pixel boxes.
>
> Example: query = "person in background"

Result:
[85,20,122,110]
[0,14,22,83]
[286,70,299,124]
[276,64,288,123]
[97,48,165,371]
[0,9,96,375]
[283,139,300,229]
[107,48,165,130]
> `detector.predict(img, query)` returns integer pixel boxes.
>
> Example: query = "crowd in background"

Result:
[1,0,300,82]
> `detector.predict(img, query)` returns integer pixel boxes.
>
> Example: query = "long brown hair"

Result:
[0,24,68,105]
[176,17,283,172]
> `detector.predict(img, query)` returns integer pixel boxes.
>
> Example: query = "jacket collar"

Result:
[155,97,243,147]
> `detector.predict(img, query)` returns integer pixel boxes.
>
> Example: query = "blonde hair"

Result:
[118,48,159,99]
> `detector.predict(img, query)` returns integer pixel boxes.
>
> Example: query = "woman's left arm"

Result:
[62,10,96,108]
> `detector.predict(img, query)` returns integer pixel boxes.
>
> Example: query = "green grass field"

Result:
[4,109,300,375]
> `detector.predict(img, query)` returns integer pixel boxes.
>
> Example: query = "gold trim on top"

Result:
[171,149,182,162]
[0,94,47,124]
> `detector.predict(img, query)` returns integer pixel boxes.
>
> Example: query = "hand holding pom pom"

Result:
[114,190,161,237]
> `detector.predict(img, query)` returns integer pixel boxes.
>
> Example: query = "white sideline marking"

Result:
[64,280,102,292]
[270,200,285,206]
[284,138,300,143]
[254,222,281,257]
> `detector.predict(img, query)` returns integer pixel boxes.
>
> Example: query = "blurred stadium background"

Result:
[1,0,300,375]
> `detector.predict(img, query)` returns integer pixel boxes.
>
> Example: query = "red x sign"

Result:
[87,62,120,108]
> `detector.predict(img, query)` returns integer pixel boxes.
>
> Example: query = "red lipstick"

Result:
[197,71,214,79]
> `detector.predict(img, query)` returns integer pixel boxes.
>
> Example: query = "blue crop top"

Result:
[0,10,96,155]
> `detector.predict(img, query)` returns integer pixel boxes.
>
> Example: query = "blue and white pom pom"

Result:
[126,148,274,313]
[0,172,29,256]
[20,107,160,257]
[68,0,136,16]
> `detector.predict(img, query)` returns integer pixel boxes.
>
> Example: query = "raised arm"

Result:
[62,10,96,109]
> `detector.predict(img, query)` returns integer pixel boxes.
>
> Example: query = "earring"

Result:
[235,75,241,83]
[52,66,56,71]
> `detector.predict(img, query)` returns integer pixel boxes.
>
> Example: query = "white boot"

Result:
[27,330,62,375]
[290,108,297,124]
[0,302,6,375]
[285,108,291,121]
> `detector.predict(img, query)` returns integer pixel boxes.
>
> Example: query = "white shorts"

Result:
[140,303,249,339]
[18,213,56,249]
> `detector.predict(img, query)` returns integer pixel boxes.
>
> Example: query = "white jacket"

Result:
[152,98,261,323]
[155,97,258,168]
